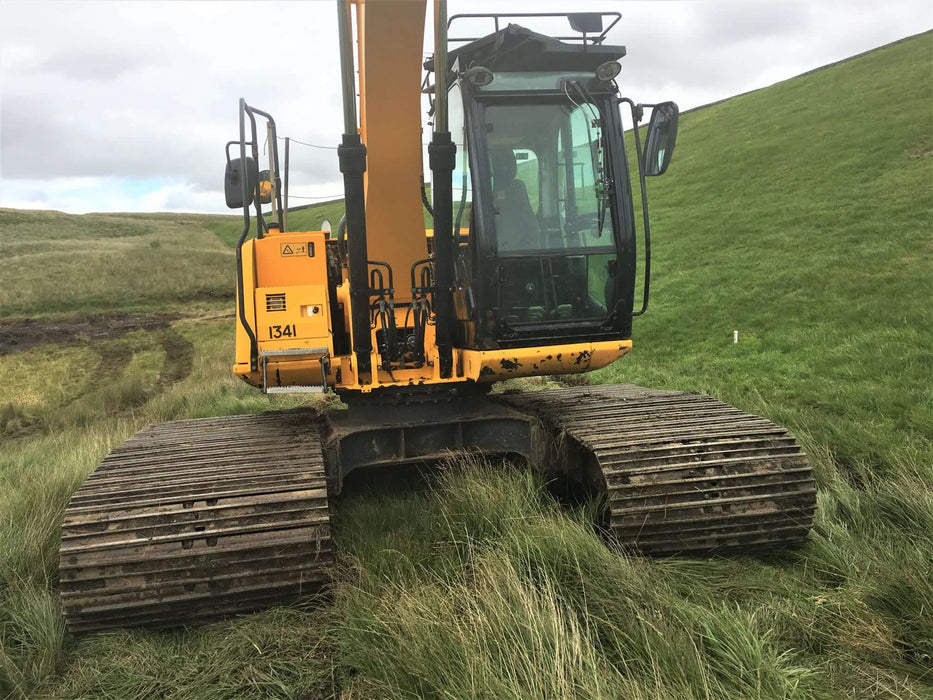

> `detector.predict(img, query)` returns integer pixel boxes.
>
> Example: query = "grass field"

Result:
[1,31,931,698]
[210,201,346,249]
[209,195,433,248]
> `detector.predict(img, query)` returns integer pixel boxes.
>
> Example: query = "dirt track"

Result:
[0,312,180,356]
[0,313,197,438]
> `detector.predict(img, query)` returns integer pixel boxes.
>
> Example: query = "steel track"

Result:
[59,411,332,632]
[59,384,816,632]
[501,384,816,554]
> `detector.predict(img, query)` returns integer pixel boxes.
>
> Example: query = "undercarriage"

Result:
[60,384,815,631]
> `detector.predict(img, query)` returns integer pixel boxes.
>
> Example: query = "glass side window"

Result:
[498,252,616,325]
[447,83,472,233]
[558,105,610,247]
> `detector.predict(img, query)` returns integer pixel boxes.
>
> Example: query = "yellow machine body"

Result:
[234,230,333,390]
[232,0,632,393]
[234,225,630,391]
[354,0,427,304]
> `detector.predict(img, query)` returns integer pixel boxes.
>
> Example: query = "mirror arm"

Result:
[618,97,651,317]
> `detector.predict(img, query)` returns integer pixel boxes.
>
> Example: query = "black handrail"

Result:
[248,105,285,226]
[232,98,286,372]
[235,98,259,371]
[618,97,651,317]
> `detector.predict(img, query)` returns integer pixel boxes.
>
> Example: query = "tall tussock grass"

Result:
[336,461,827,699]
[0,424,129,696]
[0,319,312,698]
[332,452,931,698]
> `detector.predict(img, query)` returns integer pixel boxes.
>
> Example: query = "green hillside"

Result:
[610,31,932,485]
[210,200,346,248]
[1,32,931,698]
[0,211,233,318]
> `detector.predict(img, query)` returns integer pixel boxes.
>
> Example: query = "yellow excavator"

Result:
[59,2,816,631]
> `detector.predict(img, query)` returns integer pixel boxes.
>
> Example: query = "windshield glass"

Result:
[484,101,611,253]
[482,99,618,327]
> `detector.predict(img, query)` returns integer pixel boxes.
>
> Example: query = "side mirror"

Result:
[643,101,679,176]
[224,157,259,209]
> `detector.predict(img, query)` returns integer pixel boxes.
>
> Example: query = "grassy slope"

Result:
[606,31,933,481]
[0,211,234,318]
[210,196,434,249]
[210,201,347,248]
[1,32,931,698]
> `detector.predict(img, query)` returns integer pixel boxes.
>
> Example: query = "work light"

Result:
[465,65,494,87]
[595,60,621,82]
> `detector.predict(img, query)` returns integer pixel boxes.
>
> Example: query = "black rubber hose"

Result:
[420,174,434,218]
[337,214,348,264]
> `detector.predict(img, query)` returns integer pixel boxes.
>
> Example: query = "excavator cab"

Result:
[441,14,678,350]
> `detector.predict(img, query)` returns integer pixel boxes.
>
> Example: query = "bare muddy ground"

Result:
[156,326,195,390]
[0,312,179,355]
[0,312,196,439]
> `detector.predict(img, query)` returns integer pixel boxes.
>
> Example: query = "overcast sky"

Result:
[1,1,929,214]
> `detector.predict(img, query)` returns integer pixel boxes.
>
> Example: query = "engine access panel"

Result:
[253,231,332,352]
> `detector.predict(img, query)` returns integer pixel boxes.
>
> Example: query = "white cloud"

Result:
[0,175,348,215]
[1,0,929,214]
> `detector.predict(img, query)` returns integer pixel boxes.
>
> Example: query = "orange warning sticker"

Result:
[280,242,307,257]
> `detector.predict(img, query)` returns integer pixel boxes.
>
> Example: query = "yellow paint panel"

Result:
[462,341,632,382]
[330,339,631,391]
[254,232,327,288]
[254,285,331,347]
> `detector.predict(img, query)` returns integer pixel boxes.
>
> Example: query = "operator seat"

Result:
[491,147,540,250]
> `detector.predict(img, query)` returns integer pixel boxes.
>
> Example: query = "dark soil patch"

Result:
[84,341,136,401]
[0,312,179,355]
[156,327,195,390]
[0,319,196,440]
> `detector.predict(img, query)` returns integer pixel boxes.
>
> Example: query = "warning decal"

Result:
[280,242,307,257]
